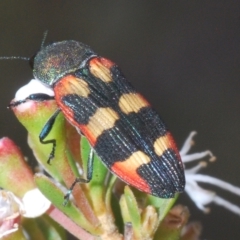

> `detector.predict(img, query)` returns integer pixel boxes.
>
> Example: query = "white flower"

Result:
[0,190,23,237]
[0,189,51,237]
[15,79,54,101]
[181,131,240,215]
[22,188,51,218]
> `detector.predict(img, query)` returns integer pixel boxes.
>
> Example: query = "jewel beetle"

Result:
[9,40,185,198]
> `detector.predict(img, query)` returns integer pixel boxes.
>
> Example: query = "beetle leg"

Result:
[39,109,61,164]
[63,147,94,205]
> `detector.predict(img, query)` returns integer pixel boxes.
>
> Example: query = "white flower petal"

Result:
[182,150,215,163]
[213,196,240,215]
[185,176,215,212]
[0,191,22,238]
[181,131,240,216]
[15,79,54,101]
[189,174,240,197]
[180,131,215,163]
[180,131,197,156]
[22,189,51,218]
[185,161,207,174]
[0,191,23,219]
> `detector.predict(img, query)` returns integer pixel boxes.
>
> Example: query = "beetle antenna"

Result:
[41,30,48,49]
[0,56,30,61]
[0,31,49,62]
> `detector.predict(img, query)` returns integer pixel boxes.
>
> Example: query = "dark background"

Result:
[1,1,240,239]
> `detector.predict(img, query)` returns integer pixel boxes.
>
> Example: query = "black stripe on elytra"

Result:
[75,64,136,105]
[94,107,168,167]
[130,107,168,139]
[137,149,185,198]
[61,93,106,125]
[60,65,137,127]
[94,123,138,168]
[110,65,136,93]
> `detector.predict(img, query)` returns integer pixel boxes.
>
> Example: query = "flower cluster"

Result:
[181,131,240,215]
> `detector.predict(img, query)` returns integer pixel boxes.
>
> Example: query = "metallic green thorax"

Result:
[33,40,95,86]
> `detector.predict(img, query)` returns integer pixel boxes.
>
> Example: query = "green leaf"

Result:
[35,174,102,236]
[13,101,65,181]
[120,186,142,239]
[147,194,179,222]
[1,227,27,240]
[23,215,67,240]
[80,136,108,216]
